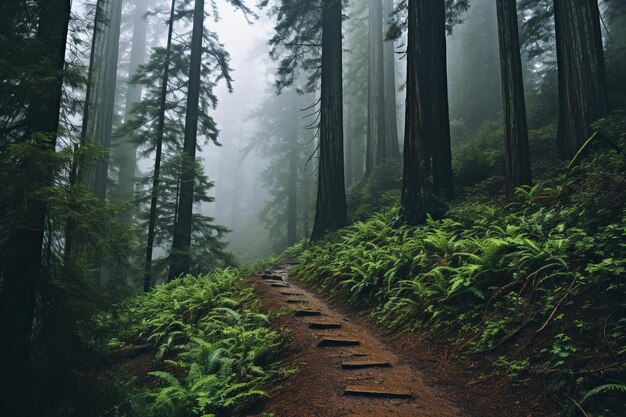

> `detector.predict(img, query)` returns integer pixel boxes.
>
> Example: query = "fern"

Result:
[580,383,626,403]
[290,197,626,417]
[103,268,287,417]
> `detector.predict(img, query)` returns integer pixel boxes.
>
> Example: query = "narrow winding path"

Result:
[250,264,469,417]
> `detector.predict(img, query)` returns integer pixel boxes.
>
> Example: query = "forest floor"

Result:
[248,263,553,417]
[248,264,469,417]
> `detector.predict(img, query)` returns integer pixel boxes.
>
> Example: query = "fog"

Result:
[199,3,277,262]
[68,0,505,266]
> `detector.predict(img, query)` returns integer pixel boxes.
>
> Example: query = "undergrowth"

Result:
[292,122,626,417]
[100,269,287,417]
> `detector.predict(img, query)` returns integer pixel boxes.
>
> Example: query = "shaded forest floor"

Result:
[248,264,556,417]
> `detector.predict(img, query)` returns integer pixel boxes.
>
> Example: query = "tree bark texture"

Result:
[430,0,453,198]
[169,0,204,279]
[554,0,608,160]
[311,0,347,241]
[382,0,399,158]
[496,0,532,194]
[365,0,386,176]
[345,102,353,187]
[0,1,71,416]
[82,0,123,199]
[400,0,430,225]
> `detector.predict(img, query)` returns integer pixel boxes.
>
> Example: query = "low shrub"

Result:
[292,142,626,417]
[101,269,287,417]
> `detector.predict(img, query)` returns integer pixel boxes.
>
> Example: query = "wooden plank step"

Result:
[308,321,342,329]
[318,337,360,347]
[341,360,391,369]
[329,351,369,359]
[344,385,413,399]
[294,310,322,317]
[280,291,303,296]
[271,283,289,288]
[285,299,308,304]
[261,274,283,281]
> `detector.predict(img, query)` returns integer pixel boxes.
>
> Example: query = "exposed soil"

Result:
[248,264,470,417]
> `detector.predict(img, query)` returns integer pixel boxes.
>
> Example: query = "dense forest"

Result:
[0,0,624,416]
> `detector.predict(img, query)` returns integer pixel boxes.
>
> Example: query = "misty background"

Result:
[77,0,566,265]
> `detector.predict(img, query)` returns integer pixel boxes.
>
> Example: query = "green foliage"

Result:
[347,159,402,221]
[260,0,324,93]
[452,119,505,193]
[291,143,626,416]
[494,356,530,385]
[136,153,235,284]
[452,120,557,197]
[102,269,287,417]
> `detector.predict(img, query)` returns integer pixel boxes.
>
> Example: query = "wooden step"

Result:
[308,321,342,330]
[261,274,283,281]
[294,310,322,317]
[341,360,391,369]
[280,291,303,296]
[344,384,413,399]
[271,283,289,288]
[285,299,308,304]
[318,337,360,347]
[329,351,369,359]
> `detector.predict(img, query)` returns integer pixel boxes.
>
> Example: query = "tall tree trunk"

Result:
[168,0,204,279]
[0,2,71,415]
[144,0,177,291]
[606,0,626,110]
[118,0,149,202]
[554,0,608,160]
[382,0,399,158]
[65,0,106,262]
[430,0,453,198]
[67,0,122,281]
[345,102,353,187]
[496,0,532,194]
[84,0,123,199]
[311,0,347,241]
[365,0,386,176]
[287,137,298,246]
[400,0,431,225]
[97,0,123,284]
[302,163,311,240]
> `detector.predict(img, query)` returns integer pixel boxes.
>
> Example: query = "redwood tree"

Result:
[168,0,205,280]
[365,0,386,176]
[311,0,347,241]
[430,0,453,198]
[553,0,608,160]
[82,0,123,199]
[401,0,453,224]
[0,1,71,415]
[263,0,347,241]
[118,0,149,202]
[400,0,430,224]
[382,0,399,159]
[496,0,532,194]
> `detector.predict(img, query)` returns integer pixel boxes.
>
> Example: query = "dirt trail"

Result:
[249,264,470,417]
